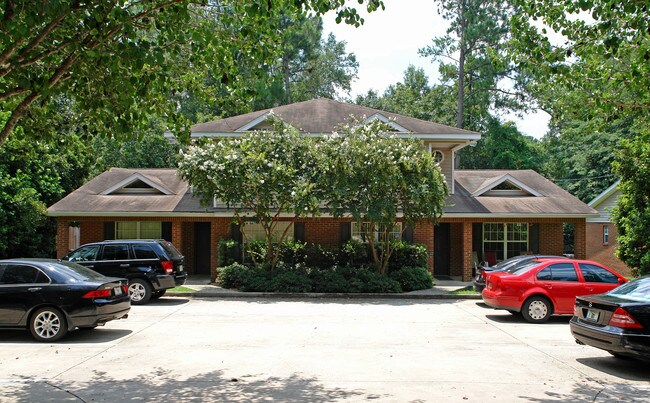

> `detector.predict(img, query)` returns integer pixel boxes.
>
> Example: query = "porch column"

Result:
[413,222,435,273]
[56,219,70,258]
[574,220,586,259]
[462,221,473,281]
[171,221,184,256]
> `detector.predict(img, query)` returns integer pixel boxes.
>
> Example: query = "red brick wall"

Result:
[462,221,473,280]
[538,222,564,256]
[56,220,70,258]
[413,222,434,272]
[586,222,631,276]
[211,218,231,281]
[304,218,346,247]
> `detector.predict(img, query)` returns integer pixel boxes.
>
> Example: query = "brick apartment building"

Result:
[48,99,598,281]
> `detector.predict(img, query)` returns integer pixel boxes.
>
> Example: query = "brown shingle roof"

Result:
[447,170,597,216]
[191,98,478,136]
[49,168,596,218]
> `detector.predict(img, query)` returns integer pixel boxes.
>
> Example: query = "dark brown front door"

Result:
[434,223,450,276]
[194,222,211,275]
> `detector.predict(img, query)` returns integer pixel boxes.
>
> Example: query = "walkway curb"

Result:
[166,291,483,300]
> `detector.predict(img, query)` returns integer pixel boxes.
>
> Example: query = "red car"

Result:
[482,259,627,323]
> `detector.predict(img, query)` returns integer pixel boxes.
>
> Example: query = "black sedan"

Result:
[473,254,567,292]
[571,276,650,361]
[0,259,130,342]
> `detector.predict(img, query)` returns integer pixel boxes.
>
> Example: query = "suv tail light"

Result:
[161,260,174,274]
[609,307,643,329]
[83,289,112,299]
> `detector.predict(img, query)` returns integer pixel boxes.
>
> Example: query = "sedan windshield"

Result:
[608,278,650,302]
[50,261,108,282]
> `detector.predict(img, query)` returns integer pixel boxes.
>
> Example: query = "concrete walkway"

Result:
[170,275,480,300]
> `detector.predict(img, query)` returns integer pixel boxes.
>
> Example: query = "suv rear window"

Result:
[158,240,182,259]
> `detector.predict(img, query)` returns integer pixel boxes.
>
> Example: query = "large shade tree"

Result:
[0,0,384,146]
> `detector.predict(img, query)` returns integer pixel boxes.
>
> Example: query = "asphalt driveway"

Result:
[0,298,648,402]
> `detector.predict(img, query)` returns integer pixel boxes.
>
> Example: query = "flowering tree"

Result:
[178,118,320,269]
[320,120,449,274]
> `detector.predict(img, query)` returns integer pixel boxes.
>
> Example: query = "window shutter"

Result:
[472,223,482,260]
[402,225,414,243]
[530,224,540,254]
[294,222,305,242]
[231,223,242,243]
[340,222,351,245]
[104,222,115,240]
[161,222,172,242]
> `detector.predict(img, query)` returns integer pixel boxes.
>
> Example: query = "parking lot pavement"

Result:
[1,298,649,402]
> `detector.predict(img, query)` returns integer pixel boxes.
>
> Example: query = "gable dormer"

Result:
[100,173,174,195]
[236,111,286,132]
[362,113,410,133]
[472,174,542,197]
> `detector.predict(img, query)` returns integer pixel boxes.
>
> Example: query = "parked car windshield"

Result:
[51,261,108,282]
[608,277,650,302]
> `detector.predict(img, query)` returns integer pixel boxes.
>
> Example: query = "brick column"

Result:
[172,221,184,258]
[56,219,70,258]
[574,220,586,260]
[462,221,473,281]
[211,218,231,281]
[413,222,434,273]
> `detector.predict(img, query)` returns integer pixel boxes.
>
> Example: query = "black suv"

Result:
[63,240,187,305]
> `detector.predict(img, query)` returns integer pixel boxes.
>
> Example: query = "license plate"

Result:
[114,287,122,296]
[586,309,599,322]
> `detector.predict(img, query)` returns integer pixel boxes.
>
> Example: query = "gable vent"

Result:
[472,174,541,197]
[101,173,173,196]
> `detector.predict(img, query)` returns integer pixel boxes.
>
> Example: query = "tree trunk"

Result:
[456,0,468,129]
[283,53,291,105]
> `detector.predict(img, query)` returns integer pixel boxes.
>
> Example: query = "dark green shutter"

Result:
[231,223,242,243]
[340,222,351,245]
[104,222,115,240]
[162,222,172,241]
[530,224,540,254]
[472,223,483,261]
[402,225,414,243]
[294,222,305,242]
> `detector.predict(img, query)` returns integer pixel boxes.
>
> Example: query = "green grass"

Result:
[448,287,479,295]
[167,286,196,293]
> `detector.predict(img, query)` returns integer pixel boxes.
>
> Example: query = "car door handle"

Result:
[586,287,594,292]
[544,284,553,289]
[119,263,130,268]
[28,287,41,292]
[86,265,94,269]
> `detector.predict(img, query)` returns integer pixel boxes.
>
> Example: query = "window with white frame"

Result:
[242,222,293,243]
[115,221,162,239]
[483,223,528,261]
[603,225,609,245]
[351,222,402,243]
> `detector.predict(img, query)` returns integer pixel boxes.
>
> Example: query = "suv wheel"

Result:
[128,279,152,305]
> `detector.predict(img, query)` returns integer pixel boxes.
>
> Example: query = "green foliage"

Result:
[458,117,545,171]
[278,241,337,269]
[419,0,524,130]
[215,263,257,290]
[339,240,371,267]
[612,133,650,276]
[389,267,434,292]
[310,269,350,293]
[0,113,90,257]
[91,132,179,177]
[178,119,321,269]
[320,120,448,273]
[217,239,241,267]
[388,242,428,272]
[0,0,384,146]
[269,269,313,293]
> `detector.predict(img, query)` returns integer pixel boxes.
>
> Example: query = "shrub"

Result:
[243,240,267,266]
[278,240,306,266]
[216,263,254,289]
[269,269,312,292]
[339,240,371,267]
[388,241,428,272]
[217,239,241,267]
[310,268,350,293]
[389,266,433,292]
